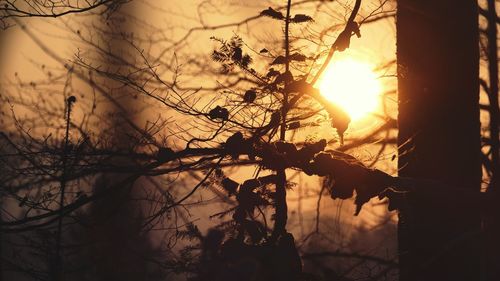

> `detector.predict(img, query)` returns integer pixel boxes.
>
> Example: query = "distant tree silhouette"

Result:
[61,6,165,281]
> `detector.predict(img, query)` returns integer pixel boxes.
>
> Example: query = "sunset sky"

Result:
[1,1,496,281]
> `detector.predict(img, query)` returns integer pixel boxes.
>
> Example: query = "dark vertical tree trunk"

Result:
[484,1,499,279]
[397,1,481,281]
[87,19,153,281]
[70,9,161,281]
[485,0,499,183]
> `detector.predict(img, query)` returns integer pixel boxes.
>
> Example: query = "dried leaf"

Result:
[291,14,314,23]
[243,90,257,103]
[209,106,229,121]
[274,70,293,85]
[260,7,284,20]
[334,21,361,52]
[270,55,287,65]
[221,177,239,195]
[266,68,281,78]
[225,132,245,158]
[327,103,351,144]
[289,52,307,62]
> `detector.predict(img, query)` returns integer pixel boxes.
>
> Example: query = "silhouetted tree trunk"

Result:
[67,10,162,281]
[397,1,481,281]
[483,0,500,279]
[84,24,157,281]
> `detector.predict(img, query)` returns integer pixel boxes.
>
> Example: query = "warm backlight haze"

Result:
[318,58,382,121]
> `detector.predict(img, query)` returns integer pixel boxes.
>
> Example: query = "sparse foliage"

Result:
[0,0,414,280]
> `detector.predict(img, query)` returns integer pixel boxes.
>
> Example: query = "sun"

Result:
[317,58,382,121]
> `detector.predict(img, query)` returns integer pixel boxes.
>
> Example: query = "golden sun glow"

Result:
[318,58,382,121]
